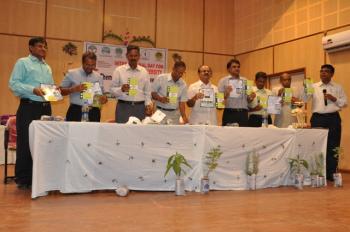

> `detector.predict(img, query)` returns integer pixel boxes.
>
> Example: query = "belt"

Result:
[226,108,248,112]
[157,106,176,111]
[118,99,145,105]
[21,98,50,106]
[313,112,339,117]
[70,104,99,109]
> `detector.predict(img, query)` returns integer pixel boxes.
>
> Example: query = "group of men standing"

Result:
[8,37,347,189]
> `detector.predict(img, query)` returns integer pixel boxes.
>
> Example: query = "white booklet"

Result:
[151,110,166,123]
[228,79,244,98]
[267,96,282,114]
[40,84,63,102]
[199,88,215,108]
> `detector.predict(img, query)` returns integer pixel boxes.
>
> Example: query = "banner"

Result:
[84,42,168,95]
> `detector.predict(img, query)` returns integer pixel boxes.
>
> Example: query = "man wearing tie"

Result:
[310,64,347,181]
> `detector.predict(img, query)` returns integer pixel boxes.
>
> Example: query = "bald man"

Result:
[272,73,301,128]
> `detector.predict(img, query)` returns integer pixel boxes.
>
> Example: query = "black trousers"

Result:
[248,114,272,127]
[66,104,101,122]
[115,101,145,123]
[310,112,341,180]
[222,108,249,127]
[16,99,51,185]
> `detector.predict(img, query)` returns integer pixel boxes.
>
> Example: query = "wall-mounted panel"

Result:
[157,0,203,51]
[0,0,45,36]
[46,0,103,41]
[104,0,156,48]
[204,0,235,54]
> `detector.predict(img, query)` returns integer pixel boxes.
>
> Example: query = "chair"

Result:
[4,116,16,184]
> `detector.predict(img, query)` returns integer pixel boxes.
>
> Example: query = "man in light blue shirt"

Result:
[151,61,188,124]
[8,37,53,189]
[60,52,107,122]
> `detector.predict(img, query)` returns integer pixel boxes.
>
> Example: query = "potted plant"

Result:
[202,146,223,193]
[333,147,344,187]
[245,149,259,190]
[288,154,309,189]
[309,161,319,188]
[164,152,192,196]
[314,152,326,187]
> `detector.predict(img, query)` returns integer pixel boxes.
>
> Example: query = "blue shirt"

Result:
[9,55,53,102]
[151,73,188,110]
[61,67,104,106]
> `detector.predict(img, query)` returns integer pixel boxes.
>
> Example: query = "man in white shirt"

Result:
[151,61,188,124]
[187,65,218,125]
[110,45,152,123]
[309,64,347,181]
[248,72,273,127]
[272,73,301,128]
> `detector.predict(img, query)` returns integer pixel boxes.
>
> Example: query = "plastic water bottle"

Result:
[261,108,268,128]
[81,103,89,122]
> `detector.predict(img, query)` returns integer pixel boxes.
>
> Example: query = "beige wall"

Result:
[1,0,350,169]
[233,0,350,170]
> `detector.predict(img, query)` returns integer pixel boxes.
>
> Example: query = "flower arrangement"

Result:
[245,149,259,176]
[164,152,192,178]
[103,30,155,47]
[62,42,78,56]
[333,147,344,172]
[288,154,309,175]
[203,146,223,177]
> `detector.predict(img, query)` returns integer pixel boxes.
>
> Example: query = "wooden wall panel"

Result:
[44,39,84,117]
[0,35,28,115]
[204,0,235,54]
[46,0,103,41]
[236,47,273,80]
[326,26,350,170]
[104,0,156,48]
[274,34,324,80]
[0,0,45,36]
[157,0,203,51]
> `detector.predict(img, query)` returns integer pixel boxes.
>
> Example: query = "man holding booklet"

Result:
[9,37,53,189]
[60,52,107,122]
[187,65,218,125]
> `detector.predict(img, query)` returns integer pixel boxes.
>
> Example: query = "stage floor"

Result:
[1,165,350,232]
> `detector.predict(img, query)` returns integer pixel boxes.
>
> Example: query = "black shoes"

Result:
[17,183,32,190]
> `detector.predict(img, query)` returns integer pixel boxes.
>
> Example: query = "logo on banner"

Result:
[140,50,151,61]
[155,52,163,61]
[87,45,97,53]
[101,47,111,55]
[115,48,123,58]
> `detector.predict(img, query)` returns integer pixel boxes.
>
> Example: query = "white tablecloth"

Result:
[29,121,328,198]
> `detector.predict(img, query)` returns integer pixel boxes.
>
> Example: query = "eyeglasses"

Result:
[320,69,331,73]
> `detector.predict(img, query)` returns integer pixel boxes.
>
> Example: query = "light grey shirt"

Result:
[61,67,104,106]
[152,73,188,110]
[218,75,248,109]
[110,63,151,105]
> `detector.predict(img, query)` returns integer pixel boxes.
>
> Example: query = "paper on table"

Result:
[151,110,166,123]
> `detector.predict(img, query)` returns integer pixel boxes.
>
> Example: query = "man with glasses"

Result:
[187,65,218,125]
[60,52,107,122]
[152,61,188,124]
[9,37,53,189]
[309,64,347,181]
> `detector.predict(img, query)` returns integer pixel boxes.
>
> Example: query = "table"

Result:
[29,121,328,198]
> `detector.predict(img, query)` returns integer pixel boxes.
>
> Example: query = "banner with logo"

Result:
[84,42,168,95]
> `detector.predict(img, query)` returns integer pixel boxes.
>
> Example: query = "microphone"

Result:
[323,89,327,106]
